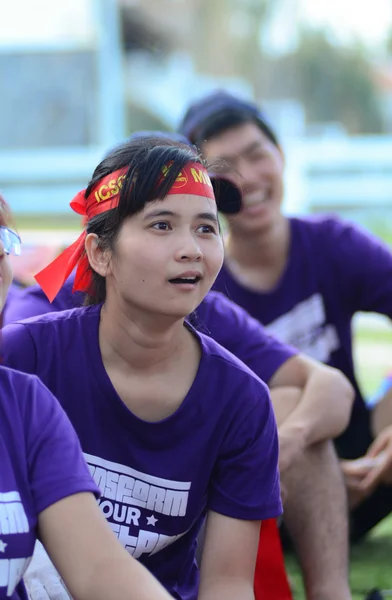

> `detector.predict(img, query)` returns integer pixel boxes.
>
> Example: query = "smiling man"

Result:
[179,90,392,598]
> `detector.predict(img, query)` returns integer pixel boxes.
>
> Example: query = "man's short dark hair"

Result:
[179,90,279,148]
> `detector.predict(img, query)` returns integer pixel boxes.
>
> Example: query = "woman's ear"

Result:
[85,233,112,277]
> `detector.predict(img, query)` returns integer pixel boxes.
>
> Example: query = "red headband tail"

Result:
[73,255,94,294]
[34,232,87,302]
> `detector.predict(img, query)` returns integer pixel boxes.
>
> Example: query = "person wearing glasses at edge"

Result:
[0,195,175,600]
[179,85,392,558]
[1,137,284,600]
[3,132,355,599]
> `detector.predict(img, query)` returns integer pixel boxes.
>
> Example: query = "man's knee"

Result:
[270,386,302,427]
[282,439,342,488]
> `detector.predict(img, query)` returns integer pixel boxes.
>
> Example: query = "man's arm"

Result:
[269,354,354,447]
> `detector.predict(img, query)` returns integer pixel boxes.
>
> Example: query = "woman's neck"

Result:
[226,217,290,269]
[99,298,187,373]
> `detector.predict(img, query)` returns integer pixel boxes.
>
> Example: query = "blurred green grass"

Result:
[285,516,392,599]
[15,214,81,231]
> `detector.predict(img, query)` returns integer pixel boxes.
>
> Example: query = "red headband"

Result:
[35,162,216,302]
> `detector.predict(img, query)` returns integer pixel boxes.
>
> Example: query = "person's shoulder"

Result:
[2,305,101,360]
[197,290,271,343]
[0,364,37,386]
[0,365,64,427]
[291,213,348,235]
[0,365,42,408]
[198,290,260,324]
[200,289,232,307]
[197,327,269,391]
[196,289,241,322]
[0,364,51,389]
[291,214,376,256]
[292,213,373,238]
[5,304,100,330]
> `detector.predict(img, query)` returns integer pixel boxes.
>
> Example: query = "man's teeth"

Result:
[245,191,269,206]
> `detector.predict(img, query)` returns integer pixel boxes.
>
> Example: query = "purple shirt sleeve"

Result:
[21,374,100,513]
[3,288,57,326]
[2,276,82,328]
[195,291,298,383]
[208,375,282,520]
[321,219,392,317]
[1,323,37,374]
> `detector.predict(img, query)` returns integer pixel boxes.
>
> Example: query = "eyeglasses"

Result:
[0,226,21,256]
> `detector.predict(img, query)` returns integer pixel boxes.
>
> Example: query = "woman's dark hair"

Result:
[84,136,207,304]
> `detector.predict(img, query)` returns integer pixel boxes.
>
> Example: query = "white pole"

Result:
[93,0,126,147]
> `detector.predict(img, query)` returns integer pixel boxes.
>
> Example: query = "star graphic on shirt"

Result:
[146,514,158,527]
[0,539,7,553]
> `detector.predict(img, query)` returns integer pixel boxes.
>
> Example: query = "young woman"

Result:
[2,138,281,600]
[0,196,173,600]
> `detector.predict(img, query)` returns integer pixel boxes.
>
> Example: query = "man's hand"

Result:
[360,426,392,489]
[341,457,375,508]
[341,428,392,508]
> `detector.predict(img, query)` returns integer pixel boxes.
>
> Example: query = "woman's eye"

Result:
[151,221,171,231]
[197,224,216,234]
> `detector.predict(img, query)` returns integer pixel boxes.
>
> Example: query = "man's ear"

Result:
[85,233,112,277]
[277,144,285,166]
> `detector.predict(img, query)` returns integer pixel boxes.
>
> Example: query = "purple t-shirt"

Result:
[2,277,84,327]
[3,275,296,386]
[0,366,99,599]
[1,305,281,600]
[214,216,392,458]
[2,284,24,328]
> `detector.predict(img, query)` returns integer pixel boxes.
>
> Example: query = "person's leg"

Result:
[272,388,351,600]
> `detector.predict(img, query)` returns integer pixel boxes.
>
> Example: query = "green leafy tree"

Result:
[193,0,278,84]
[284,30,383,134]
[386,29,392,55]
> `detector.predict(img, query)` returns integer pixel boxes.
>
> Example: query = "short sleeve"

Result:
[194,292,297,384]
[21,374,99,514]
[208,377,282,521]
[2,288,56,326]
[1,323,37,374]
[321,219,392,317]
[2,277,83,327]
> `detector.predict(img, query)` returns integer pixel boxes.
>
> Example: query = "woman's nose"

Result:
[177,234,203,261]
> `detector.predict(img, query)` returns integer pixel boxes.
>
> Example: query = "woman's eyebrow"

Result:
[143,209,177,220]
[196,212,219,224]
[143,209,218,224]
